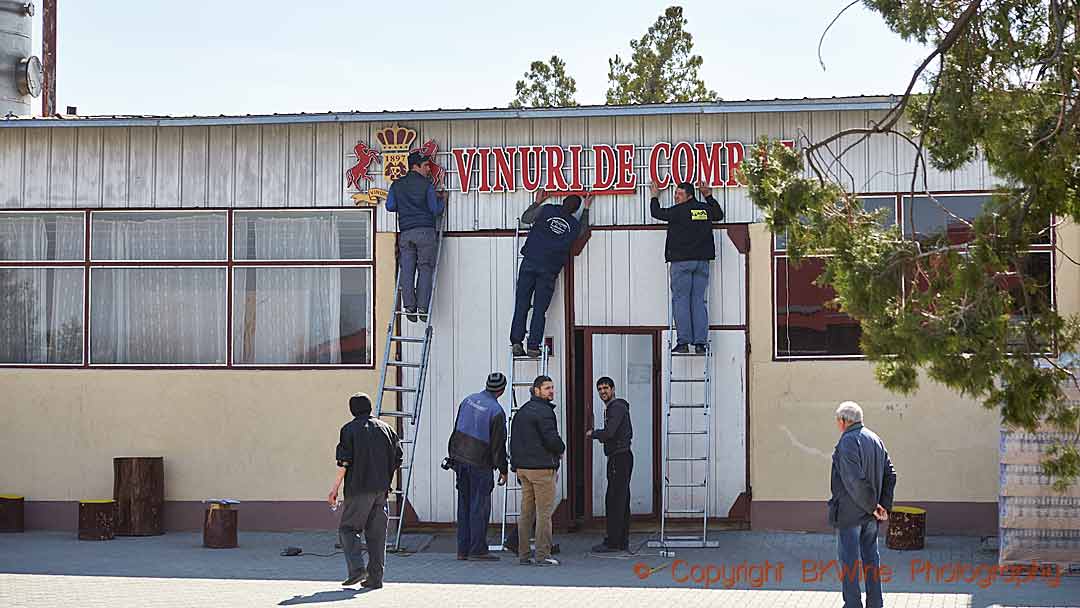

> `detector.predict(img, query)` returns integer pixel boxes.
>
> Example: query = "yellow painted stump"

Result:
[886,506,926,550]
[203,502,238,549]
[0,495,24,532]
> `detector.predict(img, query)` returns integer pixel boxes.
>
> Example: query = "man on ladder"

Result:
[386,150,447,322]
[648,180,724,353]
[509,188,592,357]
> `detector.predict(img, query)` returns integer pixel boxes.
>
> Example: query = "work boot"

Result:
[416,307,428,322]
[342,569,366,586]
[694,343,708,355]
[671,343,689,354]
[591,543,619,553]
[512,343,527,357]
[526,346,542,358]
[404,306,418,323]
[519,557,534,565]
[360,578,383,590]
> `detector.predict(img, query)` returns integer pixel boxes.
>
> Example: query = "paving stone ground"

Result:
[1,530,1077,607]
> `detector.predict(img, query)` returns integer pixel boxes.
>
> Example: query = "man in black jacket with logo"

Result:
[649,180,724,354]
[509,375,566,566]
[328,392,404,589]
[587,376,633,553]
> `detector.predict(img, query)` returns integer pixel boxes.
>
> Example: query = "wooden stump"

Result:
[113,457,164,536]
[78,500,116,541]
[0,495,25,532]
[886,506,926,550]
[203,503,238,549]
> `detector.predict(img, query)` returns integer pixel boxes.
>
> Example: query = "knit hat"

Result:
[486,372,507,392]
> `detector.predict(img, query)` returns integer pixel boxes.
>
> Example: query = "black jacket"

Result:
[828,423,897,528]
[509,397,566,470]
[649,195,725,262]
[591,398,632,457]
[335,415,404,494]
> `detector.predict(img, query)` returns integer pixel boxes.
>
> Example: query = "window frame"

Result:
[772,192,1057,361]
[0,207,376,369]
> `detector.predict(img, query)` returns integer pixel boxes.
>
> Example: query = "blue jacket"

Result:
[447,390,508,474]
[828,423,897,528]
[386,171,444,231]
[520,204,588,274]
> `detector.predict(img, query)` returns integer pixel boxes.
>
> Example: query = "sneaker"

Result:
[591,543,619,553]
[694,343,708,355]
[535,557,560,566]
[526,346,542,358]
[404,306,418,323]
[360,578,383,589]
[511,343,527,357]
[342,570,366,586]
[671,343,689,354]
[468,553,500,561]
[518,557,534,565]
[416,307,428,320]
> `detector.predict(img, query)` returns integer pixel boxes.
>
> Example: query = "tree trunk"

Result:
[203,504,238,548]
[886,506,926,550]
[113,457,164,535]
[0,495,24,532]
[78,500,116,541]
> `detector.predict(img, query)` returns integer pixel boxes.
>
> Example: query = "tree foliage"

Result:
[743,0,1080,488]
[509,56,578,109]
[606,6,719,104]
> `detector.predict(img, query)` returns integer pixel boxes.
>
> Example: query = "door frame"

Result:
[579,326,662,523]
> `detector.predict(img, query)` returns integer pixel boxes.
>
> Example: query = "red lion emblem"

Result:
[346,142,380,190]
[414,139,445,188]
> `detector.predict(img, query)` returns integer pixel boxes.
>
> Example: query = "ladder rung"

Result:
[667,431,708,435]
[511,382,533,387]
[669,403,707,409]
[388,515,402,520]
[391,336,426,343]
[381,411,414,418]
[666,483,707,488]
[505,512,521,517]
[665,509,706,515]
[512,355,545,361]
[386,360,422,368]
[382,385,417,393]
[670,377,706,383]
[667,456,707,462]
[672,352,708,357]
[394,310,429,317]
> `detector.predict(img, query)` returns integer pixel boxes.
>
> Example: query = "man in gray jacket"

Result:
[828,401,897,608]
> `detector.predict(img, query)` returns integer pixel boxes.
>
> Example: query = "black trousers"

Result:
[605,451,633,549]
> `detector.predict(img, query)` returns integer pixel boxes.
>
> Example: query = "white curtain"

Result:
[90,214,226,364]
[233,216,342,364]
[0,215,84,363]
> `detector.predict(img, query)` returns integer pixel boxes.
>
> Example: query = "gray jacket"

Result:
[828,423,897,528]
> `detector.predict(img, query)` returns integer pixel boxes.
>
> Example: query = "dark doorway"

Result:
[570,328,587,523]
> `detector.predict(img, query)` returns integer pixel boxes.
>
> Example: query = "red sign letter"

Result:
[568,145,583,190]
[671,142,695,184]
[695,142,724,187]
[477,148,492,192]
[520,146,543,191]
[452,148,478,193]
[492,147,516,192]
[544,145,569,191]
[649,143,671,189]
[592,144,617,190]
[726,141,745,187]
[615,144,636,190]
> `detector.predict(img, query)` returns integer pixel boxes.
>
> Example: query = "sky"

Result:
[36,0,931,117]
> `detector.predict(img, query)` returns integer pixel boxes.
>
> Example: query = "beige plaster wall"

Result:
[0,232,397,502]
[747,222,1080,503]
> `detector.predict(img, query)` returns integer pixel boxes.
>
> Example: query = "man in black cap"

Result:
[386,151,447,321]
[447,373,509,561]
[328,392,403,589]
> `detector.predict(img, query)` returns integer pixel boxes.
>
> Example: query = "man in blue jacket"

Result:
[829,401,897,608]
[511,188,592,357]
[385,151,447,322]
[447,372,509,561]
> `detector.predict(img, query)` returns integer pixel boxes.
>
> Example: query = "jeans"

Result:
[669,260,710,346]
[339,491,388,583]
[398,227,437,311]
[455,463,495,556]
[510,259,558,348]
[516,468,557,560]
[604,451,633,549]
[836,518,883,608]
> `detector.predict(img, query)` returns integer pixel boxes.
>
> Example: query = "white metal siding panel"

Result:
[627,231,670,326]
[446,120,478,232]
[208,126,235,206]
[260,125,288,207]
[101,127,129,208]
[836,111,871,195]
[234,125,261,208]
[614,115,644,225]
[586,116,616,226]
[23,128,49,208]
[313,122,340,207]
[712,230,746,326]
[49,128,76,208]
[503,118,535,230]
[74,128,103,208]
[128,128,155,207]
[181,126,209,208]
[864,111,898,193]
[477,119,506,230]
[286,124,315,207]
[154,127,181,208]
[0,128,22,207]
[724,113,755,223]
[643,115,674,226]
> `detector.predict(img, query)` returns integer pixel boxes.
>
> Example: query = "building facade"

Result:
[2,97,1065,534]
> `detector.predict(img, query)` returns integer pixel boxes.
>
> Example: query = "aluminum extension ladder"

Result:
[374,219,446,552]
[492,223,550,552]
[649,261,719,549]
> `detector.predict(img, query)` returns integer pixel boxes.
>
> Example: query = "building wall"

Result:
[747,222,1080,535]
[0,232,397,530]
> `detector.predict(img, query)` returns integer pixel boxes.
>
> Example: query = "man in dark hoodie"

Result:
[328,392,403,590]
[586,376,633,553]
[447,372,509,561]
[385,151,447,321]
[510,188,592,357]
[649,180,724,354]
[509,375,566,566]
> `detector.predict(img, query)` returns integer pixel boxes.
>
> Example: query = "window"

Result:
[773,193,1055,360]
[0,213,86,365]
[0,208,374,367]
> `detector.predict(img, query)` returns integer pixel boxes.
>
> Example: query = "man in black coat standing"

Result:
[587,376,633,553]
[328,392,404,589]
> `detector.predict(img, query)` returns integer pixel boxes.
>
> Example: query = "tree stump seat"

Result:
[886,506,926,550]
[203,500,239,549]
[0,495,25,533]
[78,500,116,541]
[113,457,164,536]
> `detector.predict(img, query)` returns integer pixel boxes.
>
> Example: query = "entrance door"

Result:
[588,333,656,517]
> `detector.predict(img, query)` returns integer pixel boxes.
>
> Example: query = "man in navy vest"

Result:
[386,151,447,322]
[447,372,509,560]
[510,189,592,357]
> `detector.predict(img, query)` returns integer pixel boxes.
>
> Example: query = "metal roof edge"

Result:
[0,96,901,128]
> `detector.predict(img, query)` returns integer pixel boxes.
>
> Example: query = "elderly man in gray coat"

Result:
[828,401,897,608]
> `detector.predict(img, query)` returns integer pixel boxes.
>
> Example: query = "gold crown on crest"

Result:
[376,126,417,152]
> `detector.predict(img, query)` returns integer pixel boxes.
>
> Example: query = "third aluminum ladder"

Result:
[492,223,550,552]
[651,261,720,549]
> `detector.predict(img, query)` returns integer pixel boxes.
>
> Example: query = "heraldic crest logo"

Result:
[346,125,446,206]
